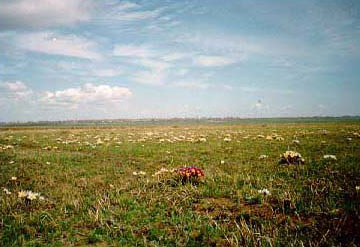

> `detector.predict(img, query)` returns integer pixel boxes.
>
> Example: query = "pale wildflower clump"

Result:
[18,190,44,201]
[279,151,305,165]
[3,188,11,195]
[133,171,146,176]
[352,132,360,138]
[323,155,337,161]
[292,140,300,144]
[18,190,27,198]
[42,146,52,150]
[0,144,14,150]
[152,167,170,176]
[152,167,176,177]
[27,192,38,201]
[265,134,284,141]
[259,155,268,159]
[198,137,207,143]
[258,188,271,196]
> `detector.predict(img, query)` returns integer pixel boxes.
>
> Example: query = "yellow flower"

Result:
[18,190,27,198]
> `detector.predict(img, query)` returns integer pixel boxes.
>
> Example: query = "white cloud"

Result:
[93,69,123,77]
[113,44,174,72]
[318,104,326,109]
[178,32,263,57]
[113,44,188,64]
[2,81,27,91]
[193,55,237,67]
[172,81,209,90]
[129,59,171,85]
[40,83,132,105]
[55,61,123,78]
[114,1,138,11]
[113,44,154,58]
[136,58,172,71]
[0,81,33,100]
[132,70,166,85]
[116,10,161,21]
[240,86,260,93]
[0,0,93,30]
[223,85,233,91]
[106,2,163,21]
[174,68,189,76]
[162,52,191,62]
[113,44,175,85]
[16,32,102,60]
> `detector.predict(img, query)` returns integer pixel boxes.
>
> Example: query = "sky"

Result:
[0,0,360,122]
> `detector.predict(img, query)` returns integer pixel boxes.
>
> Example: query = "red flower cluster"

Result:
[177,166,204,182]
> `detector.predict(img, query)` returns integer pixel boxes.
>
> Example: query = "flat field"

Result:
[1,122,360,246]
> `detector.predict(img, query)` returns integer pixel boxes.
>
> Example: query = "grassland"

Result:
[1,122,360,246]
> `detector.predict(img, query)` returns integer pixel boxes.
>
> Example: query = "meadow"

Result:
[1,121,360,246]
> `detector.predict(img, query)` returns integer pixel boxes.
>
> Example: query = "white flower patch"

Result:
[3,188,11,195]
[133,171,146,176]
[258,188,271,196]
[152,167,175,176]
[279,151,305,165]
[198,137,207,143]
[18,190,45,201]
[323,155,337,160]
[292,140,300,144]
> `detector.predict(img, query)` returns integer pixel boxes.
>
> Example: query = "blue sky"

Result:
[0,0,359,121]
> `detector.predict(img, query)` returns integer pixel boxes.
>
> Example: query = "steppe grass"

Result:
[1,123,360,246]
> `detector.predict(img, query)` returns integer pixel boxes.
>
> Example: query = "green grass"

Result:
[1,123,360,246]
